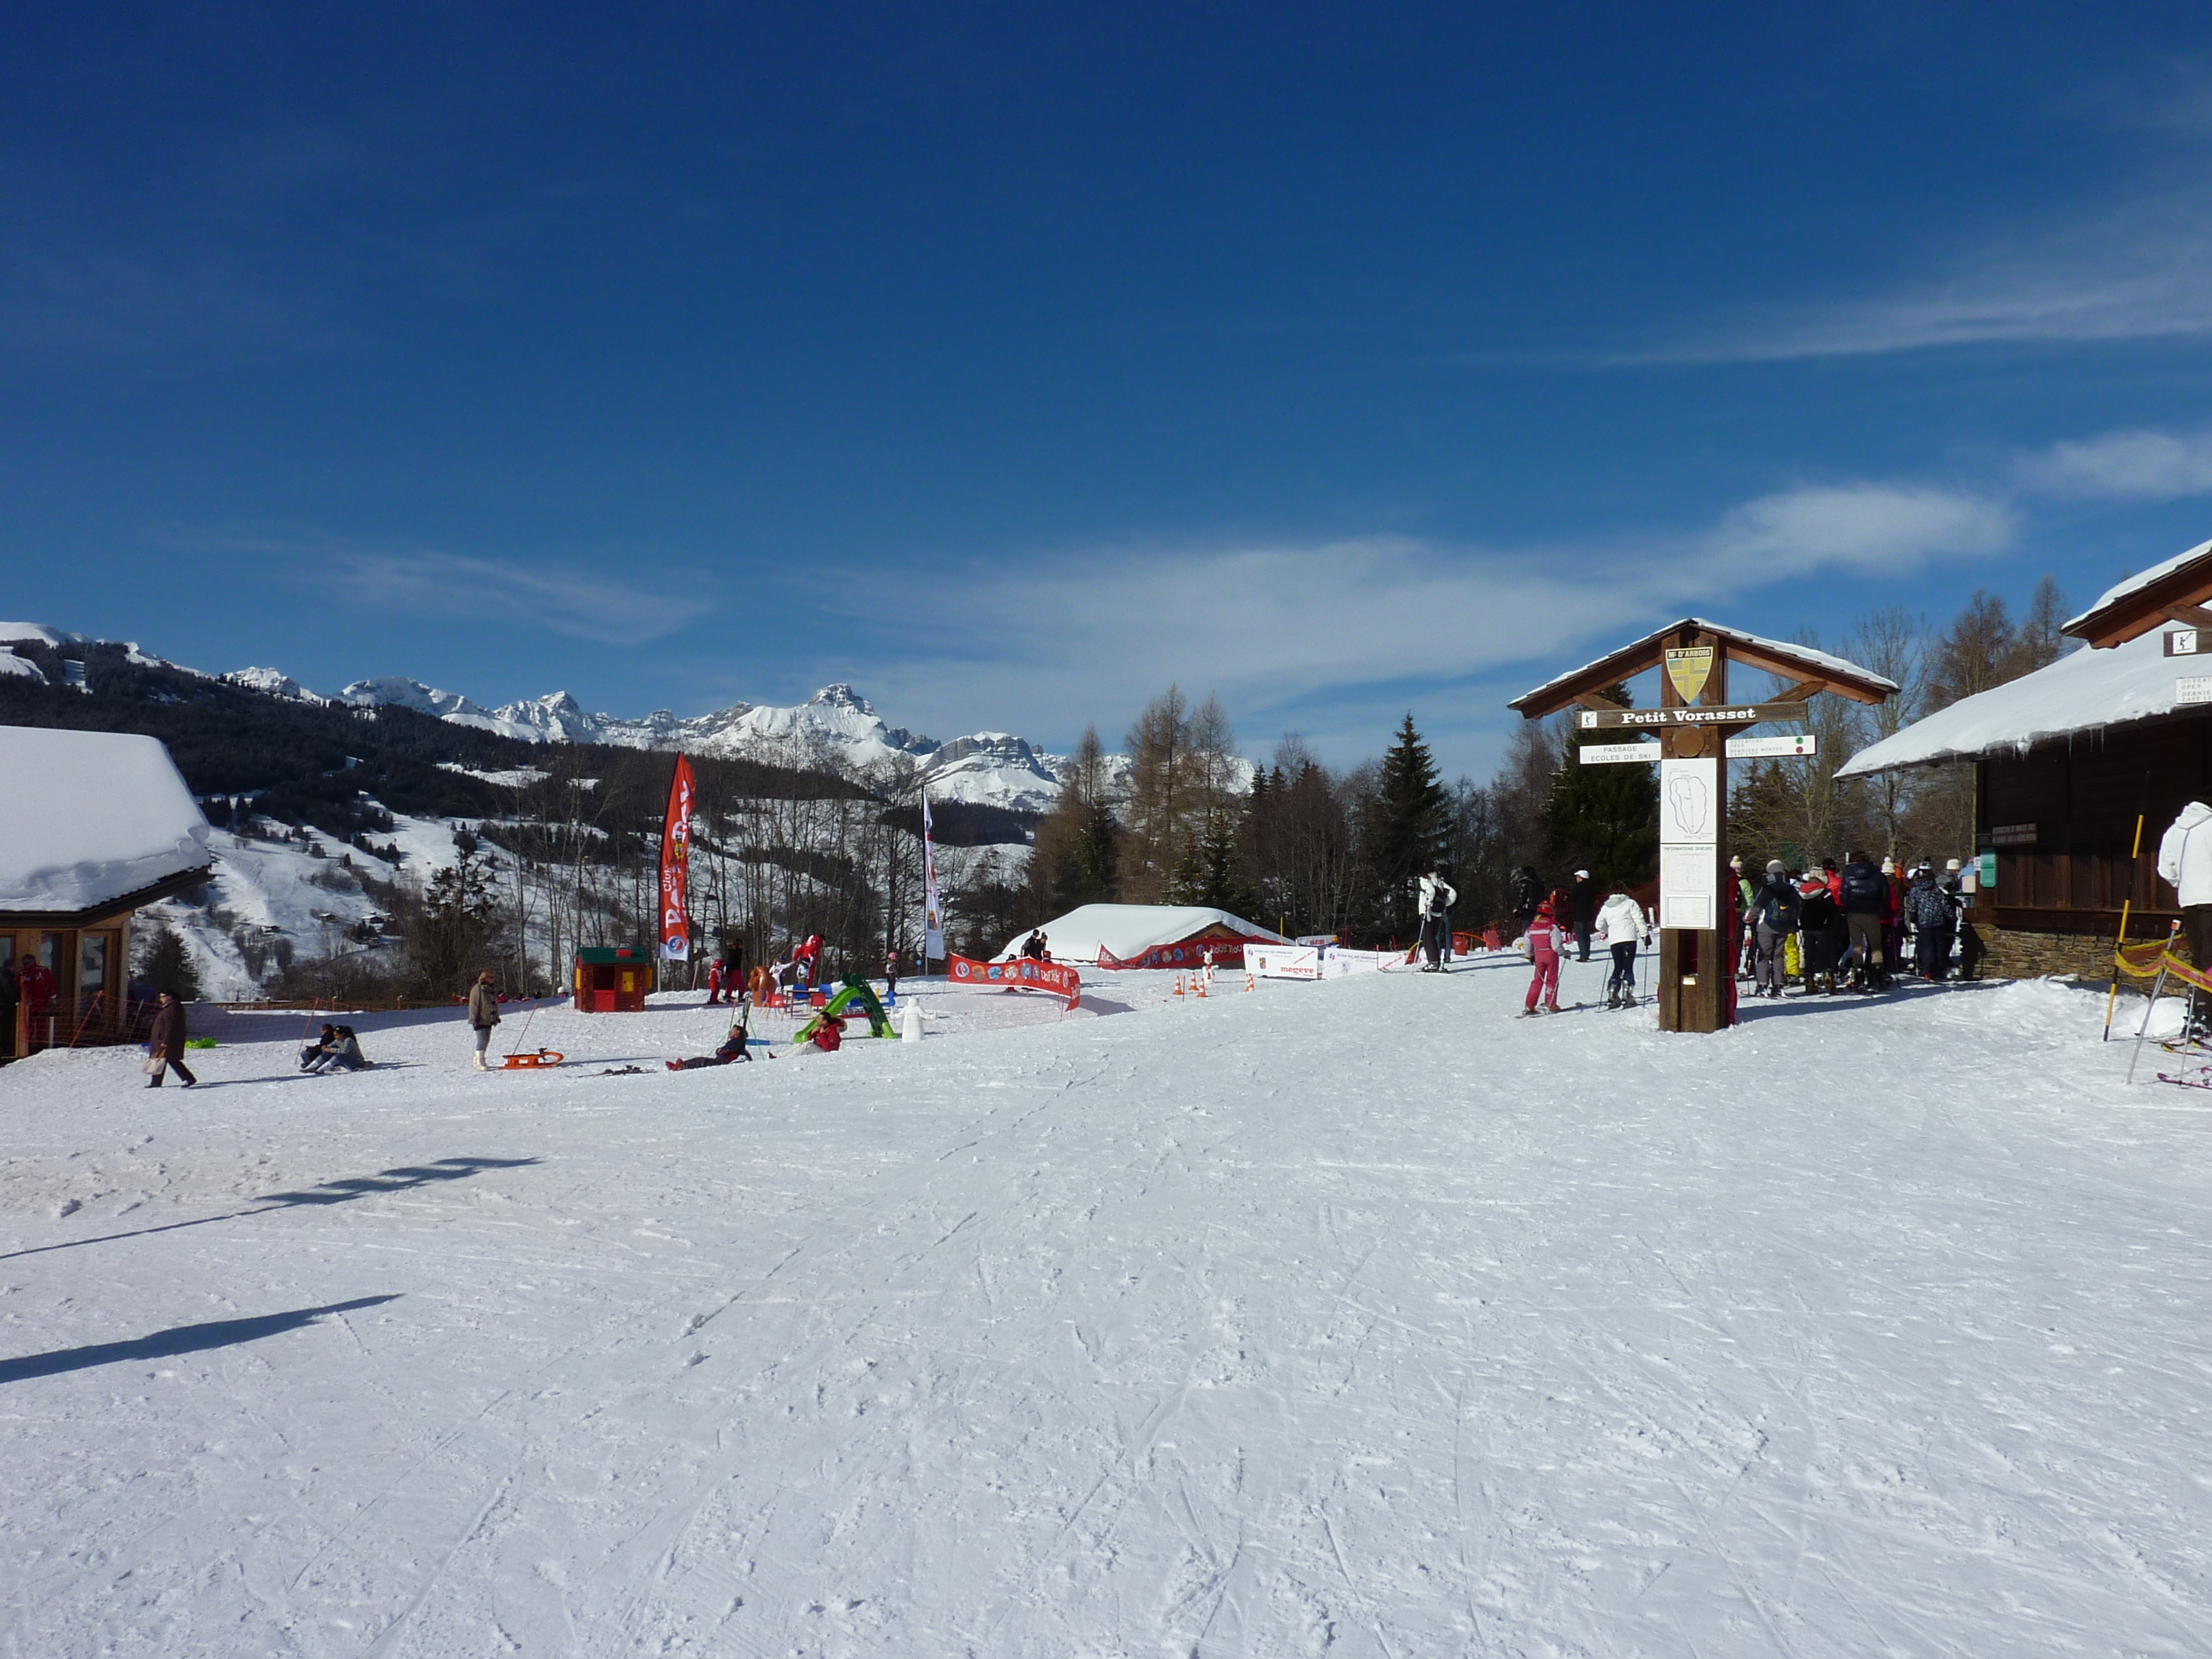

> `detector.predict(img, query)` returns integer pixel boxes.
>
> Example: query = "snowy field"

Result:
[2,958,2209,1656]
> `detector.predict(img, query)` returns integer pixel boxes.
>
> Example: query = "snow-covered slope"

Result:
[3,970,2207,1654]
[222,667,326,703]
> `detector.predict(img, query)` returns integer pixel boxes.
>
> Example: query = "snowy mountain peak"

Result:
[224,667,324,703]
[806,683,875,716]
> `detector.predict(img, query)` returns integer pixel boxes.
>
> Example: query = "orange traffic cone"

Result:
[1195,974,1207,999]
[1172,974,1184,998]
[1244,971,1255,993]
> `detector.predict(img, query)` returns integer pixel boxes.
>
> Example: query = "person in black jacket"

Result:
[1797,873,1846,994]
[1838,851,1889,990]
[1906,865,1957,980]
[1566,871,1597,962]
[1510,868,1545,934]
[1749,859,1799,999]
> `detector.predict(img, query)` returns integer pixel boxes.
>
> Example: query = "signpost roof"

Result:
[1507,617,1899,719]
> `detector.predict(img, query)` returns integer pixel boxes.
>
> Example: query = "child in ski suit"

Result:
[1524,902,1564,1014]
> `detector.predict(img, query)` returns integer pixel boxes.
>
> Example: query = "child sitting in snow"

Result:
[666,1002,754,1071]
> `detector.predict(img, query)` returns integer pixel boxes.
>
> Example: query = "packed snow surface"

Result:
[1000,902,1286,963]
[1839,626,2182,774]
[4,963,2207,1655]
[0,727,211,911]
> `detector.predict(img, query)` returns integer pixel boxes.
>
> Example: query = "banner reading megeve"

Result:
[659,754,696,960]
[947,953,1081,1009]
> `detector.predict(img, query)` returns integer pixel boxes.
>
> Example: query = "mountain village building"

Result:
[1840,537,2212,978]
[0,726,212,1055]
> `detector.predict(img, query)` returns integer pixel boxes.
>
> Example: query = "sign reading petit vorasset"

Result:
[1577,702,1811,729]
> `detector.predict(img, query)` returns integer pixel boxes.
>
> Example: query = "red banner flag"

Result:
[659,754,697,961]
[946,953,1081,1009]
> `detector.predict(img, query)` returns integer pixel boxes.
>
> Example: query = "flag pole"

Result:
[2102,813,2145,1041]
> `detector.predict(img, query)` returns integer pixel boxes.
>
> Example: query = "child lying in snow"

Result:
[667,1007,756,1070]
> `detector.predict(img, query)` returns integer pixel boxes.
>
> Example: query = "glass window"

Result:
[80,934,109,996]
[38,933,60,973]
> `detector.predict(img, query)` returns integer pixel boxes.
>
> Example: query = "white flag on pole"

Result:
[922,788,944,960]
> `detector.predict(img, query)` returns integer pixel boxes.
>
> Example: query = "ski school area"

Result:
[4,929,2210,1658]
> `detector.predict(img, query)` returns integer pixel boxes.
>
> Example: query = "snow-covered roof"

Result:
[2065,537,2212,635]
[1511,617,1899,716]
[997,903,1285,964]
[0,727,213,915]
[1837,628,2189,776]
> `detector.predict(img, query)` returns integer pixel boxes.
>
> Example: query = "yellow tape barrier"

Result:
[2114,941,2212,996]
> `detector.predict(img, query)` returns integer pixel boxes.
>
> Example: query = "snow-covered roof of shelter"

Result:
[1837,628,2188,776]
[1510,617,1897,717]
[997,903,1285,964]
[0,727,213,916]
[2066,537,2212,634]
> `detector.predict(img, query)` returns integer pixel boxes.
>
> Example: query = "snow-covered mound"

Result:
[1001,902,1285,964]
[0,648,46,682]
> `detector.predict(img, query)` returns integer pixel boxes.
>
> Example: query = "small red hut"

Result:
[573,947,650,1013]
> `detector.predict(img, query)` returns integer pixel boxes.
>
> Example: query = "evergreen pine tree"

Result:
[1372,714,1449,939]
[1543,682,1658,890]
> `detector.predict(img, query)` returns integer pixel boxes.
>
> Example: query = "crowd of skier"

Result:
[1495,851,1979,1016]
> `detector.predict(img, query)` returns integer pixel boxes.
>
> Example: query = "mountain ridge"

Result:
[3,624,1087,814]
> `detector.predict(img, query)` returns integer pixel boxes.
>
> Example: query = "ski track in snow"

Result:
[0,965,2208,1655]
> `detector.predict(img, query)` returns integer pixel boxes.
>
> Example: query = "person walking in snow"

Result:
[467,970,501,1070]
[1593,883,1648,1008]
[1750,859,1799,999]
[145,990,196,1088]
[705,956,726,1005]
[1566,871,1596,962]
[1522,900,1565,1016]
[1417,868,1457,972]
[884,948,900,1004]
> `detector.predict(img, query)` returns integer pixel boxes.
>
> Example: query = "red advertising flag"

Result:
[659,754,697,961]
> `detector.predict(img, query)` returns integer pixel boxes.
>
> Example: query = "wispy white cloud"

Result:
[240,539,714,646]
[2017,426,2212,499]
[1635,193,2212,363]
[828,481,2014,751]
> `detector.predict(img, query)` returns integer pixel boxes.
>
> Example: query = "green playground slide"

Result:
[792,973,895,1044]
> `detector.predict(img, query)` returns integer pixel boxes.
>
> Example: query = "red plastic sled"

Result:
[500,1049,565,1070]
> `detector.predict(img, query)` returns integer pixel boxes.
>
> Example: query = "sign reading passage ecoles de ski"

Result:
[1579,733,1818,765]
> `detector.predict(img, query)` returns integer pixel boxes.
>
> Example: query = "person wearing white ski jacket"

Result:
[1592,886,1649,1008]
[1416,870,1456,972]
[2159,801,2212,972]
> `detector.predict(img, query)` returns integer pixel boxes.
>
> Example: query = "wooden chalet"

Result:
[0,726,213,1056]
[1840,535,2212,977]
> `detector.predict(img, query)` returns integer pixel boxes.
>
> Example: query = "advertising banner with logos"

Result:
[947,953,1081,1008]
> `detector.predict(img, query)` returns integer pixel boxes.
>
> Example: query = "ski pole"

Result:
[2128,931,2180,1084]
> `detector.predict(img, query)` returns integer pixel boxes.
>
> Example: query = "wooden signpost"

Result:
[1508,619,1896,1033]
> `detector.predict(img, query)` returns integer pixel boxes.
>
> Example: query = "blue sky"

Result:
[8,4,2212,774]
